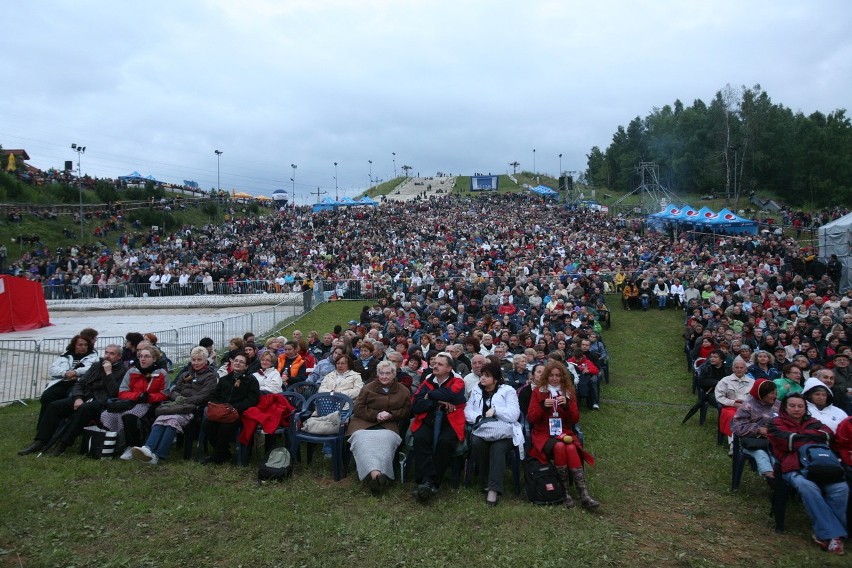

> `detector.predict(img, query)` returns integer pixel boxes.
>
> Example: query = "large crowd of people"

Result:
[10,192,852,554]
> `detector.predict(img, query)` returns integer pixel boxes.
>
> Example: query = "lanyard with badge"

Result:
[548,392,563,437]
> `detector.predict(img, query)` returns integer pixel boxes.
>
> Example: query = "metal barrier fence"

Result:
[0,299,308,404]
[41,280,283,299]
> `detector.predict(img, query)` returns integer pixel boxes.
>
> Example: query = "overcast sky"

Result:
[2,1,850,201]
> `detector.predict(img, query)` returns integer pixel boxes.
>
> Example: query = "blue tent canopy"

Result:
[528,185,558,196]
[118,171,160,184]
[647,204,757,235]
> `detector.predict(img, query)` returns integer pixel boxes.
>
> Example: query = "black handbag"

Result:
[103,397,136,412]
[739,436,769,451]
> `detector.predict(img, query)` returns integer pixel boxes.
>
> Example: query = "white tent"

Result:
[818,212,852,292]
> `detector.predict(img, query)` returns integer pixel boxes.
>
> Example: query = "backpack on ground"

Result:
[80,425,119,459]
[524,459,565,505]
[797,443,844,484]
[258,446,293,482]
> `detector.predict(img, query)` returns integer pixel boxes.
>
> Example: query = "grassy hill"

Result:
[0,171,260,262]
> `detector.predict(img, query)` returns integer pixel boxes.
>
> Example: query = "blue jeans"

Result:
[742,448,773,476]
[657,295,667,308]
[144,424,178,459]
[782,471,848,540]
[640,295,650,309]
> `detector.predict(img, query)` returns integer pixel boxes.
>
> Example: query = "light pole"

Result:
[532,149,536,174]
[290,163,297,208]
[71,143,86,238]
[368,160,373,184]
[392,152,397,178]
[214,150,223,193]
[558,153,563,178]
[334,162,339,200]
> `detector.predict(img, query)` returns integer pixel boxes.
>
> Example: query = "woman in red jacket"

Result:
[768,393,847,555]
[100,345,169,460]
[527,360,599,509]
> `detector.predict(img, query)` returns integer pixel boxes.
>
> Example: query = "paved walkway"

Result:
[382,176,455,202]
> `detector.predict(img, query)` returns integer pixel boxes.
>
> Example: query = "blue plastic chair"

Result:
[285,382,319,400]
[292,392,354,481]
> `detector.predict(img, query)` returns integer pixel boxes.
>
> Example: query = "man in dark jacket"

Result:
[19,344,128,456]
[409,353,467,502]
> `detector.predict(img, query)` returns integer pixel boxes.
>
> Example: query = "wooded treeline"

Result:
[585,84,851,206]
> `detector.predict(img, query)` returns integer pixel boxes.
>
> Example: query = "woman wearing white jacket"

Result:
[319,354,364,400]
[41,335,100,427]
[464,361,523,507]
[653,280,670,310]
[803,376,847,433]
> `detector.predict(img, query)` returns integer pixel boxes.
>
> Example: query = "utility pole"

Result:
[71,143,86,238]
[214,150,223,192]
[290,163,297,209]
[333,162,339,200]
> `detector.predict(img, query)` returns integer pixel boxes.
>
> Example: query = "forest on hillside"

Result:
[585,84,851,206]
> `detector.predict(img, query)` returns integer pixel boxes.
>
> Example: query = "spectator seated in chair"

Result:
[526,360,599,509]
[409,352,467,503]
[100,345,169,460]
[347,361,411,495]
[768,393,847,555]
[731,378,778,481]
[131,346,217,465]
[715,359,755,455]
[19,344,127,457]
[464,362,523,507]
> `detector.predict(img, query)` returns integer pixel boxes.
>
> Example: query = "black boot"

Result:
[570,467,600,509]
[18,440,45,456]
[556,466,574,508]
[48,442,69,457]
[122,414,142,447]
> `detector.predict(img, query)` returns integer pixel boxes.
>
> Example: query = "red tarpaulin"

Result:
[0,275,51,332]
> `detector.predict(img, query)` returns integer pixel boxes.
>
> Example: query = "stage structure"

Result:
[611,162,684,215]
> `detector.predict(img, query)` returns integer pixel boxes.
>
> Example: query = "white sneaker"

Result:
[119,447,134,460]
[592,404,600,410]
[131,446,154,463]
[146,454,159,465]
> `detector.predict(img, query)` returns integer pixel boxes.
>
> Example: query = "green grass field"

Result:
[0,301,844,567]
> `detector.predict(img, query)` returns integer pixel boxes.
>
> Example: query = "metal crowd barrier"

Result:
[0,300,307,405]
